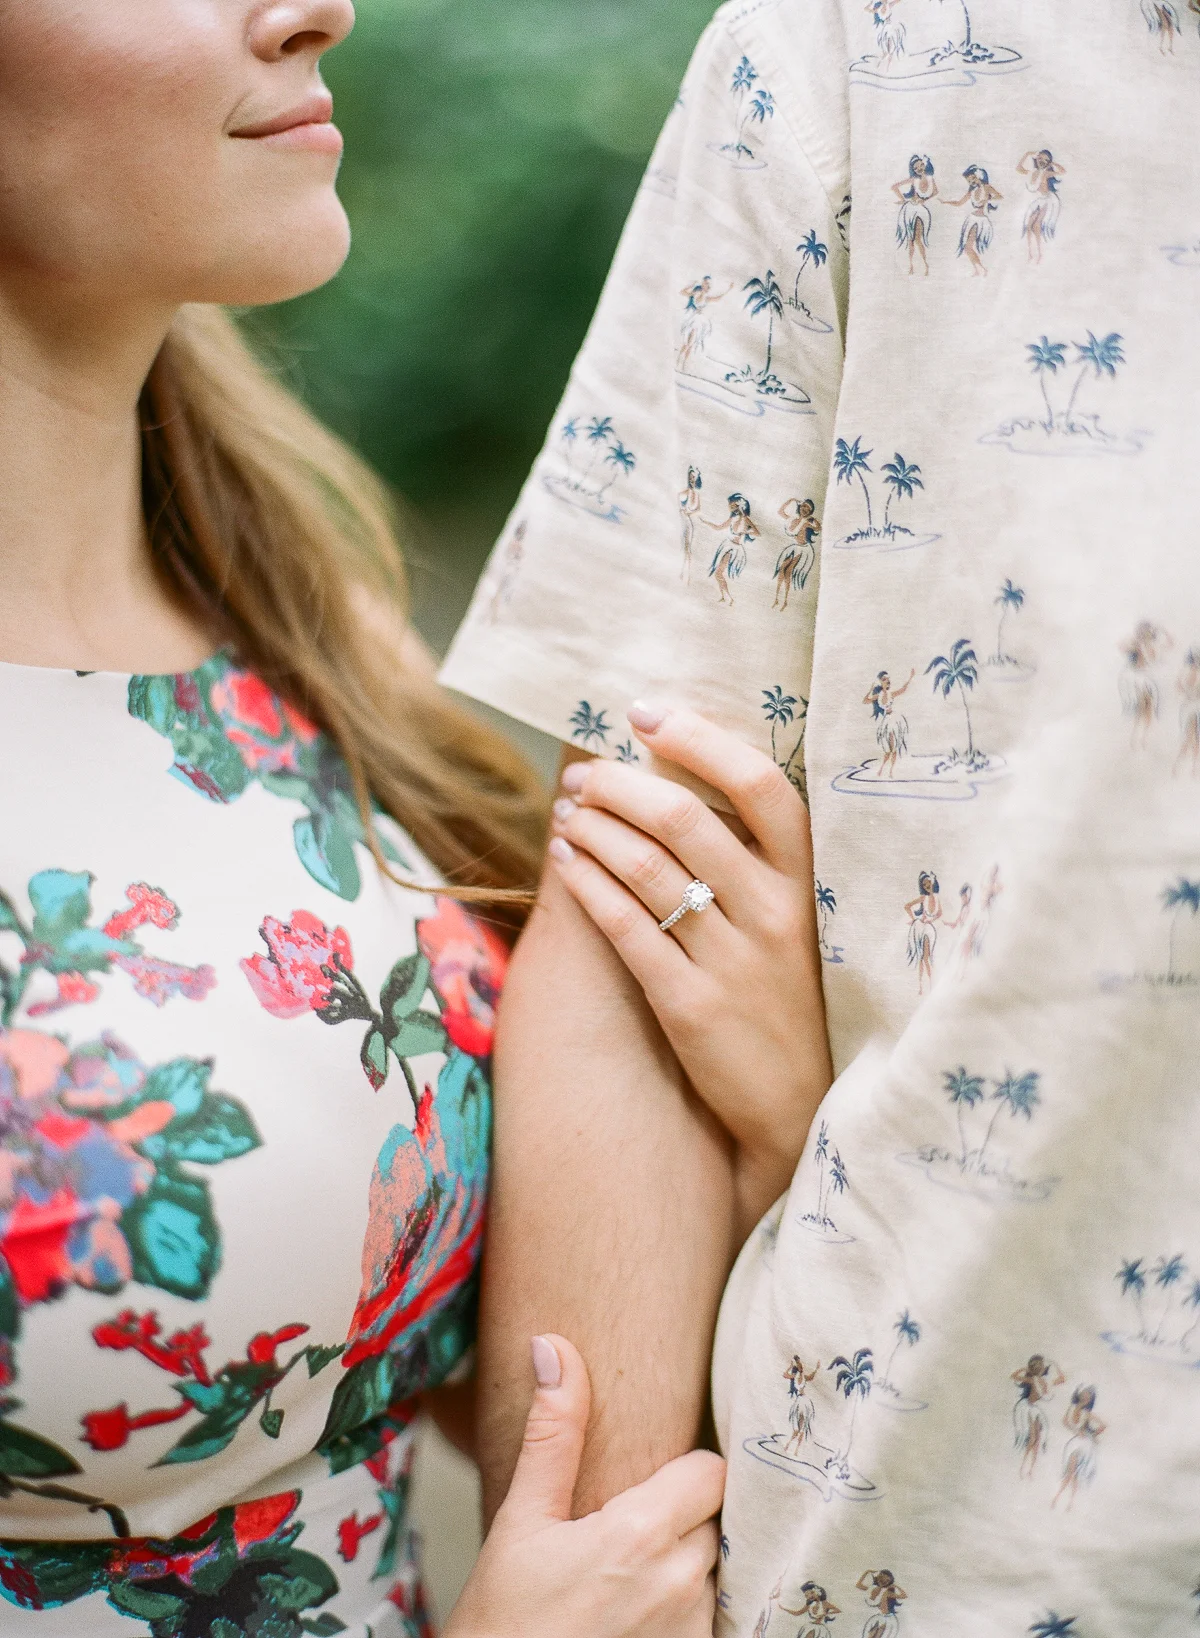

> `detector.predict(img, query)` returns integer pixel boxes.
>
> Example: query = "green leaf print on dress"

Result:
[129,657,408,902]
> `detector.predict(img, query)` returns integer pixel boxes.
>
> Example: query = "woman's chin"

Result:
[194,201,352,308]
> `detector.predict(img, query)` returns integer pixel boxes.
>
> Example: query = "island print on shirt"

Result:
[543,413,638,525]
[675,271,815,418]
[982,330,1148,458]
[710,54,775,170]
[850,0,1023,90]
[567,700,640,765]
[1097,874,1200,992]
[796,1120,855,1243]
[829,437,940,553]
[833,641,1008,801]
[897,1062,1060,1205]
[816,880,845,965]
[787,229,836,334]
[989,578,1036,681]
[743,1345,880,1502]
[761,685,809,799]
[875,1311,929,1414]
[1018,149,1065,263]
[1104,1251,1200,1370]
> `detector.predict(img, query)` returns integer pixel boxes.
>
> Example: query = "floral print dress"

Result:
[0,653,504,1637]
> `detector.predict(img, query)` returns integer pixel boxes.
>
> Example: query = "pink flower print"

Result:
[113,955,218,1008]
[417,899,509,1058]
[103,884,180,942]
[241,911,354,1019]
[0,1030,70,1100]
[25,972,101,1018]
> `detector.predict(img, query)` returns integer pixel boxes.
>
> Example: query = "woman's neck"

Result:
[0,289,216,673]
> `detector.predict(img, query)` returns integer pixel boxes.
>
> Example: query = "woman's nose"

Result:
[248,0,356,61]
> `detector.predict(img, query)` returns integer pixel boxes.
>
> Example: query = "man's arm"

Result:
[476,793,738,1521]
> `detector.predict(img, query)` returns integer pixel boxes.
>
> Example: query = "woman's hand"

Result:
[547,703,833,1232]
[445,1335,724,1638]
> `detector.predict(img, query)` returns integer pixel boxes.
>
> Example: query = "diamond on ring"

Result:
[659,880,716,933]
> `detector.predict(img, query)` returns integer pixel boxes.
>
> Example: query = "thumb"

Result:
[499,1335,591,1527]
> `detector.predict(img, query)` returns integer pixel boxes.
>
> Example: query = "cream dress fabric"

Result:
[441,1,1200,1632]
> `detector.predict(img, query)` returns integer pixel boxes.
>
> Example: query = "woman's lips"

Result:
[231,91,342,154]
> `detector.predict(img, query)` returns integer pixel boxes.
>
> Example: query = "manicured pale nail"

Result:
[548,837,575,865]
[628,700,666,733]
[561,763,587,793]
[532,1335,562,1389]
[553,797,577,823]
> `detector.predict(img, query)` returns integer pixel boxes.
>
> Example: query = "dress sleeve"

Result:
[439,3,848,792]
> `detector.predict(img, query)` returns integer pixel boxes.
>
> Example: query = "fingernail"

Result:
[561,763,587,793]
[628,700,666,733]
[553,797,577,824]
[548,837,574,865]
[531,1335,562,1389]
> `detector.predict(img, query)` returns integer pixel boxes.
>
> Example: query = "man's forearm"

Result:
[477,864,738,1522]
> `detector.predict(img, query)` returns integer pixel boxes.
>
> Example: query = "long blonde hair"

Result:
[139,305,546,915]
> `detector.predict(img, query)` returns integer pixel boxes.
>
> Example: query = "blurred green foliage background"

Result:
[254,0,715,651]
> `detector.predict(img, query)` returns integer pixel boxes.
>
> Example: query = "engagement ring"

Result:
[659,880,716,933]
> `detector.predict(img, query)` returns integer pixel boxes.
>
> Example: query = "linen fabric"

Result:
[0,654,502,1636]
[441,2,1200,1631]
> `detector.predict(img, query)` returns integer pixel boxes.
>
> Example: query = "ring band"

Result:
[659,880,716,932]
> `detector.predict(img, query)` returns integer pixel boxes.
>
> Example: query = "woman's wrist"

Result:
[732,1139,802,1242]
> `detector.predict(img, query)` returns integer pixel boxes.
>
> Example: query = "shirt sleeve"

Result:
[439,0,849,794]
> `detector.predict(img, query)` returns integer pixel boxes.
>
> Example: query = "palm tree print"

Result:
[834,436,874,531]
[734,271,786,393]
[881,455,924,531]
[828,1348,873,1473]
[717,56,774,165]
[816,881,838,957]
[1161,877,1200,980]
[1151,1253,1188,1341]
[793,229,828,303]
[943,1066,986,1166]
[545,413,637,523]
[977,1070,1041,1169]
[1115,1258,1149,1338]
[926,639,982,765]
[881,1310,921,1388]
[597,440,637,504]
[987,332,1143,458]
[615,739,640,765]
[993,579,1027,663]
[761,686,808,796]
[1027,338,1068,431]
[1180,1281,1200,1349]
[568,701,612,751]
[582,415,615,482]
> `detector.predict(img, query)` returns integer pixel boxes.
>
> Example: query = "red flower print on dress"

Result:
[210,669,319,775]
[240,911,358,1020]
[84,1308,342,1462]
[417,899,509,1058]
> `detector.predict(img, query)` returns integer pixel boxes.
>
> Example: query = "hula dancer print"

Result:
[1177,649,1200,774]
[1120,622,1172,748]
[865,669,915,776]
[1053,1386,1105,1510]
[543,413,637,525]
[1012,1355,1065,1478]
[858,1569,908,1636]
[851,0,1022,89]
[985,331,1146,457]
[704,492,760,605]
[1141,0,1183,51]
[483,521,526,624]
[942,165,1002,275]
[744,1345,878,1501]
[679,466,704,581]
[1106,1252,1200,1368]
[1018,150,1065,263]
[676,277,731,374]
[867,0,907,67]
[893,155,937,275]
[793,1583,843,1638]
[784,1356,821,1455]
[905,871,943,993]
[774,499,821,608]
[898,1064,1057,1204]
